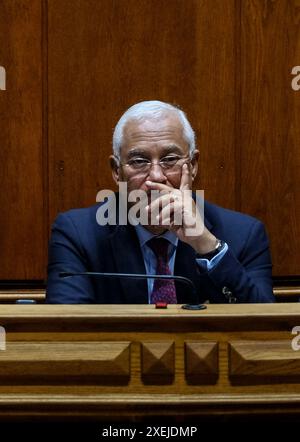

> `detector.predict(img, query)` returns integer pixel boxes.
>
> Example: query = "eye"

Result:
[160,155,180,166]
[128,158,150,168]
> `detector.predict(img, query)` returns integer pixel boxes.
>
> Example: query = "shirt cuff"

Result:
[196,243,229,271]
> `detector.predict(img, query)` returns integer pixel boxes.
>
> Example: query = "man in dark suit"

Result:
[46,101,274,304]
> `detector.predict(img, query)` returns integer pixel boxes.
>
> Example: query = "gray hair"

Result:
[112,100,196,157]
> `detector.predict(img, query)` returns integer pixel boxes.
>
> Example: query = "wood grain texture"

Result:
[0,303,300,322]
[185,341,219,384]
[141,341,174,383]
[47,0,237,221]
[0,341,130,383]
[0,0,300,282]
[0,304,299,419]
[0,0,46,279]
[229,340,300,382]
[194,0,237,208]
[240,0,300,275]
[47,0,192,219]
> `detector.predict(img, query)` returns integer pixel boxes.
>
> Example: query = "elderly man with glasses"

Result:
[46,101,274,304]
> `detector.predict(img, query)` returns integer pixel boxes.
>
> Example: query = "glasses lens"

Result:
[128,159,150,170]
[124,156,190,174]
[160,156,180,169]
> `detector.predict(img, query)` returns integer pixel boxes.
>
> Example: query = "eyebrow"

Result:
[127,149,148,159]
[127,145,184,159]
[163,145,183,155]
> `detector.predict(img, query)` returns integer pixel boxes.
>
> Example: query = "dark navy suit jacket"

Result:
[46,200,275,304]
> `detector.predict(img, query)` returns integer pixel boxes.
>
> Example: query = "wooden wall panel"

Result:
[240,0,300,275]
[0,0,299,281]
[47,0,236,224]
[0,0,46,279]
[195,0,237,208]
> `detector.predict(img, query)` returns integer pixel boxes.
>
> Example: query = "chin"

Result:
[145,225,169,235]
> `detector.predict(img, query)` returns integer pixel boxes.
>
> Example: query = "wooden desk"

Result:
[0,304,300,421]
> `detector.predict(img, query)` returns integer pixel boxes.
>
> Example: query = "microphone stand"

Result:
[59,272,206,310]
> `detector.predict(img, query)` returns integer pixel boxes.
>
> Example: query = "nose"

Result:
[147,163,167,183]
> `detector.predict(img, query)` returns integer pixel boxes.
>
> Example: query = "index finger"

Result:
[180,163,191,190]
[145,181,173,192]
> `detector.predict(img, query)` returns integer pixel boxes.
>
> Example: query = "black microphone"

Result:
[59,271,206,310]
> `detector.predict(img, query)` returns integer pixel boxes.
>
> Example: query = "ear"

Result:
[190,149,199,180]
[109,155,120,185]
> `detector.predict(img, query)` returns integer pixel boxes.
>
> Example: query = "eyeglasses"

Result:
[117,155,191,174]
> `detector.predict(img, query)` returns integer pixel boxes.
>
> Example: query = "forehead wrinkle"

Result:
[122,117,188,156]
[128,129,179,142]
[127,144,182,158]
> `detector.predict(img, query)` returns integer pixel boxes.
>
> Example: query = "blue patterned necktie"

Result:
[147,237,177,304]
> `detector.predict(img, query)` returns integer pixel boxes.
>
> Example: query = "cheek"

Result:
[166,174,182,189]
[118,169,146,192]
[126,176,148,193]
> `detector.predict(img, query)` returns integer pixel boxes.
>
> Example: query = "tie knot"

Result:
[147,237,170,261]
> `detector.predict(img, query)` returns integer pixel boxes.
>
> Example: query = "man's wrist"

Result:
[191,233,218,255]
[196,238,226,260]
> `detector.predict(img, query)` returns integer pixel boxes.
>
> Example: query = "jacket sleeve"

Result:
[46,213,96,304]
[197,220,275,303]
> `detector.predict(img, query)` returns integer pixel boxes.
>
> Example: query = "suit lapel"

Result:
[110,225,148,303]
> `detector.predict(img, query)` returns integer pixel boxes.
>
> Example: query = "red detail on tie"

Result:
[147,237,177,304]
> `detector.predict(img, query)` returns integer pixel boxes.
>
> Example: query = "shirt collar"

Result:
[134,224,178,248]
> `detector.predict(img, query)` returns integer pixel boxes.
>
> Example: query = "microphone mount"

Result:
[59,271,206,310]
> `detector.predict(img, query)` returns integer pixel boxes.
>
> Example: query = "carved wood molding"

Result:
[185,341,219,384]
[0,341,131,384]
[229,340,300,383]
[141,341,174,384]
